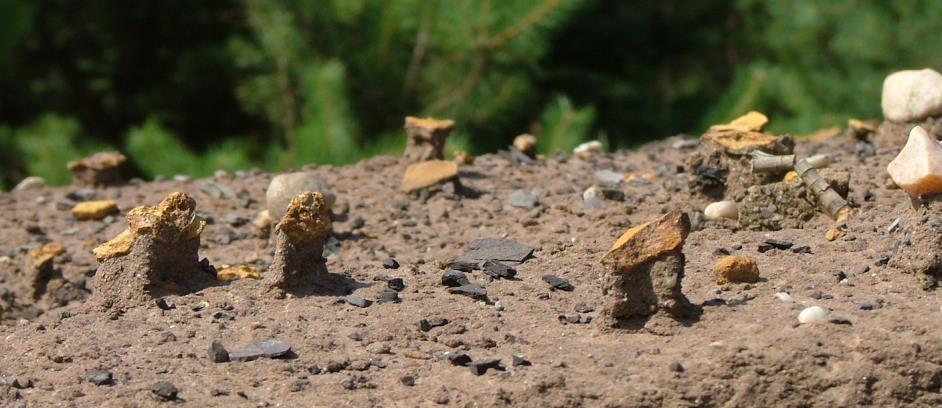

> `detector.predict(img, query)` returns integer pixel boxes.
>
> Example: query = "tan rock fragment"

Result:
[72,200,119,221]
[401,160,458,193]
[601,211,690,274]
[91,192,210,310]
[848,119,877,138]
[513,134,538,156]
[403,116,454,162]
[453,150,474,165]
[599,211,700,324]
[217,264,262,281]
[714,256,759,284]
[67,151,128,186]
[886,126,942,199]
[264,192,332,292]
[708,111,768,133]
[252,210,272,238]
[30,242,65,269]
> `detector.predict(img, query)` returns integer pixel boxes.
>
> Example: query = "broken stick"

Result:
[750,151,848,219]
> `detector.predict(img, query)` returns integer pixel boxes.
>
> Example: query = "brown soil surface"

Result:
[1,123,941,407]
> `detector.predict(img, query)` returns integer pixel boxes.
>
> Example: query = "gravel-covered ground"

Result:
[1,120,941,407]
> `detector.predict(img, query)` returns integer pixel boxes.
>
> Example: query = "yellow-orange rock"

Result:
[708,111,768,133]
[278,192,332,243]
[93,192,206,261]
[30,242,65,269]
[601,211,690,274]
[71,200,119,220]
[848,119,877,135]
[401,160,458,192]
[513,134,538,155]
[453,150,474,165]
[404,116,455,162]
[714,256,760,284]
[216,264,262,281]
[783,171,800,183]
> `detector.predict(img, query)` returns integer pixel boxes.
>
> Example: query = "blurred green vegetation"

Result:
[1,0,942,189]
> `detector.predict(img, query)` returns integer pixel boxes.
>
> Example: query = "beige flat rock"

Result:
[401,160,458,192]
[72,200,119,221]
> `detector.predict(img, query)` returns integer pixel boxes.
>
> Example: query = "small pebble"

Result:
[703,201,738,221]
[151,381,178,401]
[798,306,828,324]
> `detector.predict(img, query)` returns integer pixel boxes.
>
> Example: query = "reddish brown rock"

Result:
[599,212,700,324]
[67,151,129,187]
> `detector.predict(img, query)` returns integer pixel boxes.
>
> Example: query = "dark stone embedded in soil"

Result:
[448,284,488,300]
[418,317,449,332]
[151,381,179,401]
[383,258,400,269]
[542,274,574,291]
[457,238,534,265]
[832,270,847,282]
[575,304,595,313]
[343,294,372,308]
[377,289,401,304]
[155,298,175,310]
[446,260,479,272]
[512,355,532,367]
[829,316,852,325]
[441,270,470,287]
[400,375,416,386]
[482,260,516,279]
[761,239,794,251]
[209,340,230,363]
[446,352,473,366]
[387,278,406,291]
[791,245,812,254]
[229,339,292,362]
[88,369,113,386]
[468,358,504,375]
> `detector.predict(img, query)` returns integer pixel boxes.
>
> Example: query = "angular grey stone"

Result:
[542,274,574,291]
[209,340,229,363]
[507,189,537,208]
[342,295,372,308]
[88,369,113,386]
[228,339,292,362]
[594,169,623,187]
[458,238,533,264]
[377,289,400,304]
[151,381,178,400]
[468,358,504,375]
[441,270,470,287]
[482,260,516,279]
[448,284,488,300]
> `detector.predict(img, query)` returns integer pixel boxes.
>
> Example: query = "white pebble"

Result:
[798,306,828,324]
[774,292,793,302]
[805,154,832,169]
[573,141,603,158]
[882,68,942,122]
[703,201,738,221]
[12,176,46,192]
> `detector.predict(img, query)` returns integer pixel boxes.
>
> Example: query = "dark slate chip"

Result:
[441,270,470,287]
[448,284,488,300]
[229,339,292,362]
[342,295,372,308]
[482,260,516,279]
[151,381,178,401]
[468,358,504,375]
[512,355,532,367]
[88,369,113,386]
[447,353,473,366]
[387,278,406,291]
[542,274,574,291]
[445,260,479,272]
[458,238,534,264]
[209,340,230,363]
[382,258,400,269]
[377,289,401,304]
[418,317,450,332]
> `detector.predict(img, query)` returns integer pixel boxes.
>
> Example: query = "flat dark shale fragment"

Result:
[542,274,574,291]
[228,339,292,362]
[448,284,488,300]
[458,238,534,264]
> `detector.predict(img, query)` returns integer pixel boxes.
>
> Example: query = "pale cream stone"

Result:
[886,126,942,198]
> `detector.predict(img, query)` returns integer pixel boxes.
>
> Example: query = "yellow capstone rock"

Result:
[513,134,538,154]
[714,256,760,284]
[401,160,458,192]
[71,200,119,220]
[709,111,768,133]
[92,192,205,261]
[601,211,690,275]
[278,192,332,243]
[216,264,262,281]
[30,242,66,269]
[783,171,800,183]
